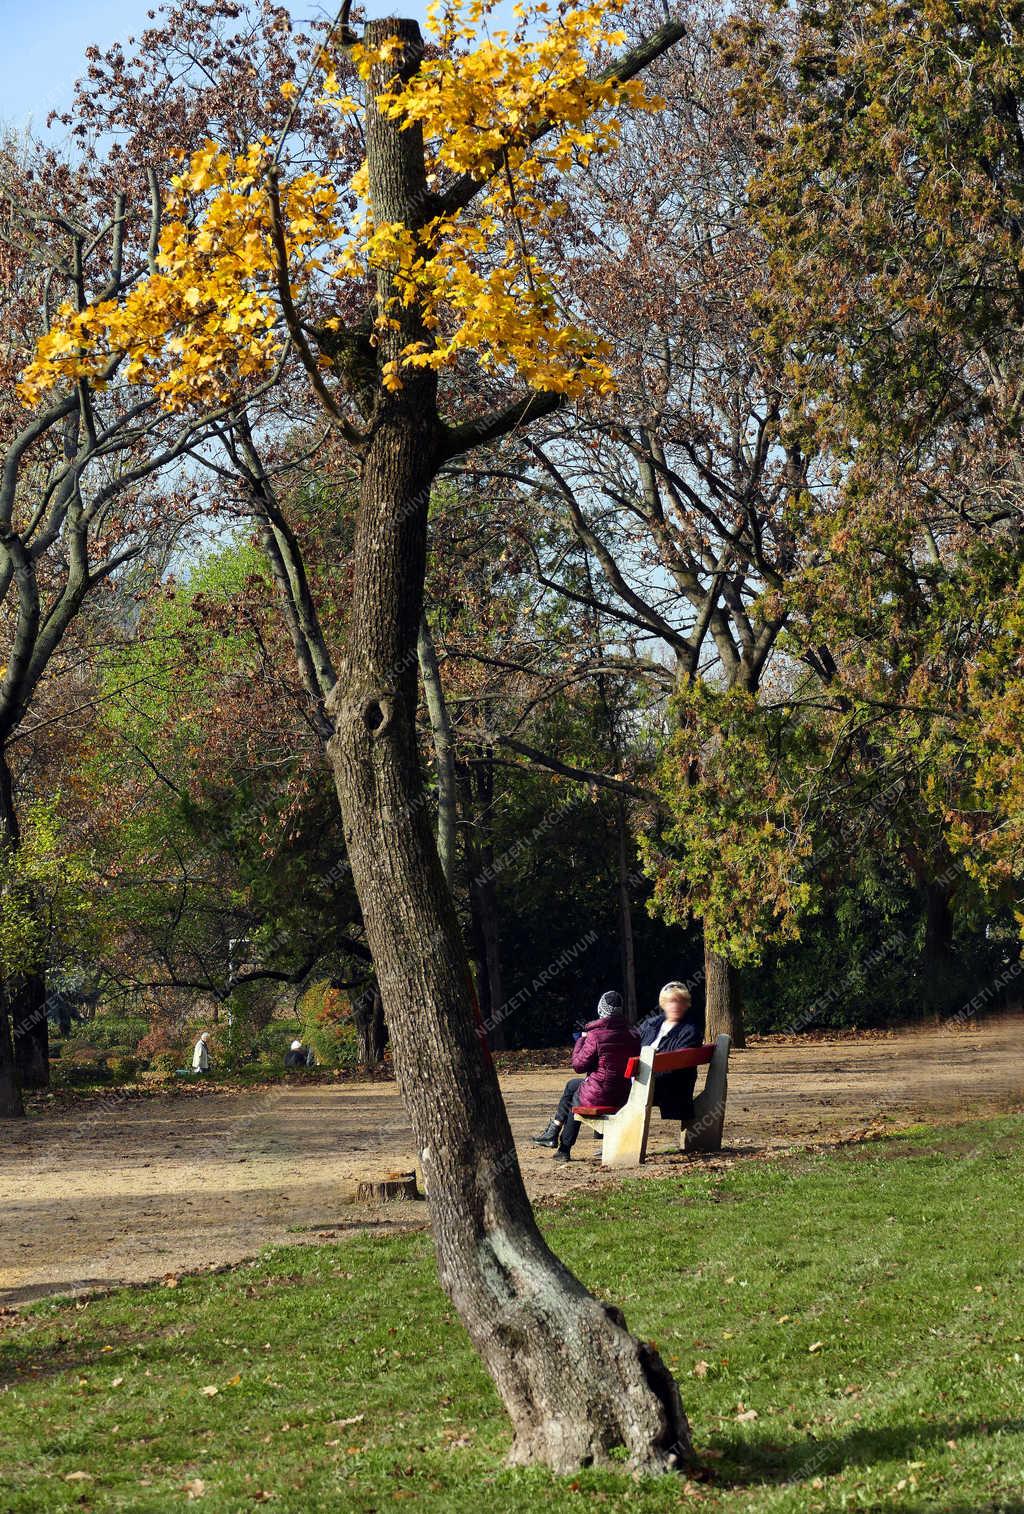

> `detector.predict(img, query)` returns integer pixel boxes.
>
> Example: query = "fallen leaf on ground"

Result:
[692,1360,710,1378]
[808,1341,824,1353]
[64,1471,93,1482]
[735,1408,759,1422]
[184,1477,205,1499]
[201,1385,219,1397]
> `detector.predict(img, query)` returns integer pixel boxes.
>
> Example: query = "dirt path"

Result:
[2,1017,1021,1307]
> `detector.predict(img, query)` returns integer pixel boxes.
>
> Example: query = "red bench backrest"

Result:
[623,1043,715,1081]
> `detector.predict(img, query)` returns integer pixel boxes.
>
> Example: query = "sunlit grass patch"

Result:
[2,1115,1022,1511]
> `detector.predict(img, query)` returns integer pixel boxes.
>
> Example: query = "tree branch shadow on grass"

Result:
[709,1417,1024,1495]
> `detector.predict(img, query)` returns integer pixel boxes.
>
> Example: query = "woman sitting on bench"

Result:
[639,981,702,1124]
[531,991,640,1163]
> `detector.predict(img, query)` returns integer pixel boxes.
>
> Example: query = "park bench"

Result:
[572,1035,732,1167]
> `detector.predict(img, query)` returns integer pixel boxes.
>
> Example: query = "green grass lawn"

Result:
[2,1117,1022,1512]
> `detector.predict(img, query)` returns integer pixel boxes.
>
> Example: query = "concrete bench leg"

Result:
[681,1034,731,1153]
[596,1089,653,1167]
[575,1045,658,1167]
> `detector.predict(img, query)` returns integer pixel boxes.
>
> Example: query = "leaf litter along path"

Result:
[2,1015,1022,1308]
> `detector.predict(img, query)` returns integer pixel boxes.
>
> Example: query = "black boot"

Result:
[531,1120,561,1147]
[552,1147,570,1163]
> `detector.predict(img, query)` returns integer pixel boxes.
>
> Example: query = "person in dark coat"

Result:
[637,981,702,1123]
[531,991,640,1163]
[284,1039,310,1069]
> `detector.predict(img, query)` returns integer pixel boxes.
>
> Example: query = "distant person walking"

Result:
[192,1031,211,1074]
[532,991,640,1163]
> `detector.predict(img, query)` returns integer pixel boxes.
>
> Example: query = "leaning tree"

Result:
[24,0,699,1470]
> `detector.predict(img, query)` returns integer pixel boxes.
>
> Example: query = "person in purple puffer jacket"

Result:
[531,991,640,1163]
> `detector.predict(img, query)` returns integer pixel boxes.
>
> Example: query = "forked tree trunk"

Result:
[323,19,692,1473]
[703,940,746,1047]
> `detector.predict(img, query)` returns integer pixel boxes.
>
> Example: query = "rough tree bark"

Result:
[323,19,692,1473]
[703,940,745,1046]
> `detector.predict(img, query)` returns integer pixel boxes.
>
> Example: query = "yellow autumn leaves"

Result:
[22,143,338,410]
[21,0,658,412]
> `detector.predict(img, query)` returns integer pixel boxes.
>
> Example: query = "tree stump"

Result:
[355,1171,422,1203]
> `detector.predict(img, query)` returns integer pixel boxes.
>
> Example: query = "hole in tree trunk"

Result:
[363,699,385,732]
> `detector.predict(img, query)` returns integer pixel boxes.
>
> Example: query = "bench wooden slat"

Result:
[623,1043,715,1081]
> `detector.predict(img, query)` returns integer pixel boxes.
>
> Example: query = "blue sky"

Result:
[0,1,446,134]
[2,0,162,131]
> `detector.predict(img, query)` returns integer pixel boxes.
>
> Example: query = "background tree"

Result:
[463,1,804,1040]
[0,132,234,1110]
[696,0,1024,973]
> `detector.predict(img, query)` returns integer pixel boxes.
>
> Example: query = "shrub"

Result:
[65,1045,108,1068]
[67,1016,148,1050]
[299,983,357,1068]
[136,1027,183,1066]
[252,1020,304,1061]
[107,1052,139,1080]
[52,1047,112,1086]
[149,1049,183,1077]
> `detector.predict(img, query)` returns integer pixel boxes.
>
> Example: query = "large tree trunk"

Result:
[703,939,746,1047]
[321,19,692,1472]
[11,968,49,1089]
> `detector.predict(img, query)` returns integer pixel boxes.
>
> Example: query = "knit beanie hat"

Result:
[597,991,623,1019]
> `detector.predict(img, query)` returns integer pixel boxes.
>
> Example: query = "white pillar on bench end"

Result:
[681,1034,731,1153]
[593,1044,657,1167]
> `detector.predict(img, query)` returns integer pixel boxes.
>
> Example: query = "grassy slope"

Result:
[2,1117,1022,1513]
